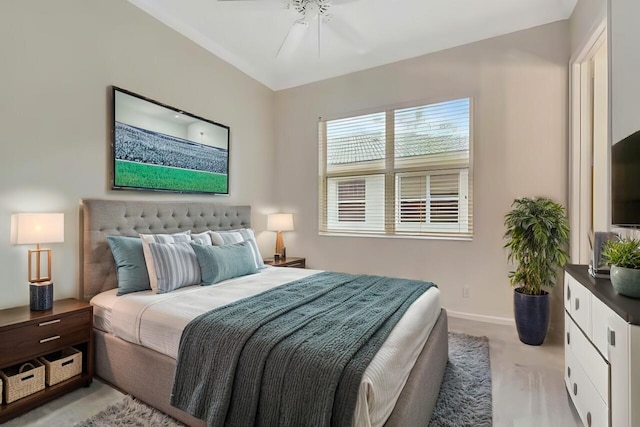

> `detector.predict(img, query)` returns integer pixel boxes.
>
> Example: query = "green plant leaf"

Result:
[503,197,570,295]
[602,238,640,269]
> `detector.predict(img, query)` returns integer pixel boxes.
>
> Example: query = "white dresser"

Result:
[564,265,640,427]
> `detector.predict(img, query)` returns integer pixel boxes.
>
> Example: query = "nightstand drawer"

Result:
[264,257,306,268]
[0,311,90,367]
[283,261,305,268]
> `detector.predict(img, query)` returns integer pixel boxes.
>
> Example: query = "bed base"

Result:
[94,309,447,427]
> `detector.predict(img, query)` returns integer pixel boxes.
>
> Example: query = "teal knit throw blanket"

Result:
[170,271,434,427]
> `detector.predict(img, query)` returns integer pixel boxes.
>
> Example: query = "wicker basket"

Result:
[39,347,83,386]
[0,360,45,403]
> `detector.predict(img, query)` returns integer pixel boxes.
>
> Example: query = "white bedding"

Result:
[91,267,441,427]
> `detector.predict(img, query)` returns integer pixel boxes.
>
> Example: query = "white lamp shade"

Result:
[267,213,294,232]
[11,213,64,245]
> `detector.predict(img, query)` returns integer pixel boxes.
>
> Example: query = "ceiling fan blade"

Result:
[276,19,309,59]
[325,14,368,54]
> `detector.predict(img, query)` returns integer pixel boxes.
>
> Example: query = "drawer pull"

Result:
[575,298,580,310]
[21,374,34,381]
[573,383,578,396]
[567,286,571,301]
[39,335,60,344]
[567,366,571,378]
[608,327,616,347]
[567,332,570,345]
[61,359,74,367]
[38,319,61,327]
[587,412,592,426]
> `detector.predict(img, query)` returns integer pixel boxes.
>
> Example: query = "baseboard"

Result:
[446,309,515,326]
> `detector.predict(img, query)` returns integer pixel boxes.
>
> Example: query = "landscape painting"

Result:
[112,87,229,194]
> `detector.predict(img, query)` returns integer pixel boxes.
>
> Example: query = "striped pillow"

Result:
[147,242,201,293]
[140,232,192,291]
[208,229,265,269]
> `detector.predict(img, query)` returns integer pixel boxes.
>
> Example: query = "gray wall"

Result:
[609,0,640,143]
[0,0,276,309]
[570,0,640,145]
[569,0,606,54]
[274,22,570,322]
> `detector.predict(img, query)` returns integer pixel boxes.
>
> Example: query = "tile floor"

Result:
[5,316,581,427]
[448,317,581,427]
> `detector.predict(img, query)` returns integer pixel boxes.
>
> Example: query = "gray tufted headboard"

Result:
[81,199,251,301]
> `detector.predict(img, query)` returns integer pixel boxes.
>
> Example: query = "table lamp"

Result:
[11,213,64,311]
[267,213,294,258]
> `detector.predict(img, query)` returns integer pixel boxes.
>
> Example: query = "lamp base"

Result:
[30,281,53,311]
[275,231,285,257]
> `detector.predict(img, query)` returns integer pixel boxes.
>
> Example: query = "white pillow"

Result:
[140,231,192,291]
[208,229,265,269]
[191,231,212,245]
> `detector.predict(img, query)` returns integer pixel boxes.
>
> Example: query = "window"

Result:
[337,179,366,222]
[319,98,472,239]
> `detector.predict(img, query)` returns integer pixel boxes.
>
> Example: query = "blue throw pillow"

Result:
[107,236,151,295]
[191,241,258,286]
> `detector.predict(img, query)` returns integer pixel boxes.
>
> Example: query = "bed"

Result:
[81,199,448,427]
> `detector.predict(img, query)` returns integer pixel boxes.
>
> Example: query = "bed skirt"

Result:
[94,308,448,427]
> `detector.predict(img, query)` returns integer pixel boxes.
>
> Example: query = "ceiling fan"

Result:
[218,0,365,59]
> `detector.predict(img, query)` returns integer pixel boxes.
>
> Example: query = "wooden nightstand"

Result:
[0,299,93,423]
[264,257,306,269]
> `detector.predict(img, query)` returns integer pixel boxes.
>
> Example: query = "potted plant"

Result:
[504,197,570,345]
[602,237,640,299]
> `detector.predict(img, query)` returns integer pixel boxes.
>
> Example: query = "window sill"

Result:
[318,231,473,242]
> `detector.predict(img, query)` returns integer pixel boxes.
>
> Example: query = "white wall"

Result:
[0,0,276,309]
[274,22,570,323]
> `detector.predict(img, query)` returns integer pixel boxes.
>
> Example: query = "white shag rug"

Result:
[75,395,184,427]
[428,332,493,427]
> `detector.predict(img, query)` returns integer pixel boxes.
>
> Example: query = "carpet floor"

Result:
[76,332,492,427]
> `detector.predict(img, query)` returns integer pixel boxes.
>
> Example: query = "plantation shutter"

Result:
[319,98,472,239]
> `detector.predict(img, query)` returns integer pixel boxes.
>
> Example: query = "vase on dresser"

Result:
[609,265,640,299]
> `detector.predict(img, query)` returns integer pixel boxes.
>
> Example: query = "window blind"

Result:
[319,98,472,239]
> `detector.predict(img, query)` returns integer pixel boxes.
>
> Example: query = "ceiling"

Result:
[128,0,578,91]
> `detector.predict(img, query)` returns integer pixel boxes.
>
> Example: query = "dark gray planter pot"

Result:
[514,288,549,346]
[610,265,640,299]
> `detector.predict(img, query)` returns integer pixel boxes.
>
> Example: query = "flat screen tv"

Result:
[112,86,229,194]
[612,130,640,227]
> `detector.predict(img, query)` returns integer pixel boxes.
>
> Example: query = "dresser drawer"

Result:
[566,273,592,337]
[564,312,577,390]
[564,271,572,313]
[566,349,609,427]
[591,295,612,360]
[0,310,90,367]
[569,316,609,405]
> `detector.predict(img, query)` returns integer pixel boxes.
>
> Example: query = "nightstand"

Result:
[0,298,93,423]
[264,257,306,269]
